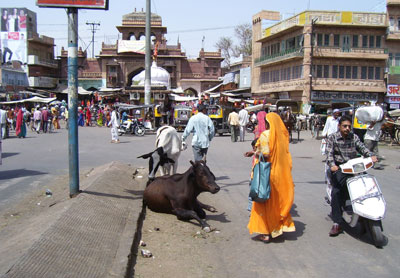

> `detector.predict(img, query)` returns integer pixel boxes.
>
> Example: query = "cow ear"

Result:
[190,160,195,167]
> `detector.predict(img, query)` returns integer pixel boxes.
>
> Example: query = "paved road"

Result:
[1,124,400,277]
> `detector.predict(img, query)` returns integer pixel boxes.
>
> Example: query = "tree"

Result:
[215,36,234,68]
[215,23,252,68]
[233,23,252,57]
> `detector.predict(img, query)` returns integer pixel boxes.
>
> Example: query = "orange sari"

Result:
[248,112,295,238]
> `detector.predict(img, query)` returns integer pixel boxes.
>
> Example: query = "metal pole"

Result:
[309,18,317,99]
[67,8,80,197]
[144,0,151,105]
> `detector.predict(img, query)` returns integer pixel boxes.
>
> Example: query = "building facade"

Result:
[386,0,400,109]
[252,9,389,107]
[58,10,223,103]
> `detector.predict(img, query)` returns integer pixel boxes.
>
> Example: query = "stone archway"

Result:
[184,87,198,97]
[127,67,144,87]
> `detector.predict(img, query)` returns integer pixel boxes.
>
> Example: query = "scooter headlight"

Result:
[353,162,365,173]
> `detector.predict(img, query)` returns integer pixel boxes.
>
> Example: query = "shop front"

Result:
[386,84,400,110]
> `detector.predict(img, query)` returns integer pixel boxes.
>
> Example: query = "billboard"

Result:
[1,31,27,65]
[1,8,28,32]
[36,0,109,10]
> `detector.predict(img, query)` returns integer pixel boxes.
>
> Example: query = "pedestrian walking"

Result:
[182,104,215,161]
[108,105,120,143]
[0,105,7,139]
[41,106,50,133]
[228,109,240,142]
[15,106,26,138]
[238,105,249,142]
[364,118,385,170]
[246,112,296,243]
[33,106,42,134]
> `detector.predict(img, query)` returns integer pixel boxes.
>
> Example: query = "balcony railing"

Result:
[181,73,202,79]
[27,55,58,68]
[314,46,388,58]
[81,72,103,78]
[255,47,303,67]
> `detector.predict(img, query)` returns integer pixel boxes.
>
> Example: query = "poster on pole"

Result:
[36,0,109,10]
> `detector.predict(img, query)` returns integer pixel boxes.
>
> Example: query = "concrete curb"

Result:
[2,162,147,278]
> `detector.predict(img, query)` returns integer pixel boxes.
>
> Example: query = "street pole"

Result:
[309,18,317,100]
[67,8,80,197]
[86,21,100,58]
[144,0,151,105]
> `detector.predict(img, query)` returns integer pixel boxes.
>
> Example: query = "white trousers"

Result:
[111,126,119,141]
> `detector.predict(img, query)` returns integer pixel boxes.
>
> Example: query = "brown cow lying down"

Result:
[143,160,220,232]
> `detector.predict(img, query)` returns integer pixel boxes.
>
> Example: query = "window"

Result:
[369,36,375,48]
[339,66,345,78]
[395,53,400,66]
[368,67,374,80]
[376,36,381,48]
[317,34,323,46]
[389,53,393,67]
[390,17,395,31]
[334,34,340,47]
[287,67,291,80]
[352,35,359,48]
[352,66,358,79]
[398,17,400,31]
[375,67,381,80]
[324,65,329,78]
[324,34,330,46]
[346,66,352,79]
[332,65,338,78]
[362,35,368,48]
[361,66,367,79]
[317,65,323,78]
[300,65,304,78]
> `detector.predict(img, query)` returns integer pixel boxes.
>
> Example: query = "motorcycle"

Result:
[325,156,386,247]
[118,118,146,136]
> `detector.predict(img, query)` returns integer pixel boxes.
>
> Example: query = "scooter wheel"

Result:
[368,220,385,248]
[135,126,145,136]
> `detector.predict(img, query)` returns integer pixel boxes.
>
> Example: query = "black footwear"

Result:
[252,234,271,243]
[329,224,343,237]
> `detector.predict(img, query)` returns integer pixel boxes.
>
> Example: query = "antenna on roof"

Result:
[307,0,311,10]
[202,36,205,49]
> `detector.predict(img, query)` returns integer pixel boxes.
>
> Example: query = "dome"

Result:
[132,62,170,89]
[122,11,162,25]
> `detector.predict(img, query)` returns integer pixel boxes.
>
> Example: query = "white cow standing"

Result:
[138,126,186,180]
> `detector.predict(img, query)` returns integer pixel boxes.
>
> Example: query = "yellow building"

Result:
[252,9,389,107]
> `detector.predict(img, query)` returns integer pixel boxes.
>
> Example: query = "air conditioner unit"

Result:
[154,93,165,100]
[130,92,140,100]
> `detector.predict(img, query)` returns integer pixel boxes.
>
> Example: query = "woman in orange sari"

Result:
[246,112,295,242]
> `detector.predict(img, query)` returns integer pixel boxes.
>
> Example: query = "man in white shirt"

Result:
[364,118,385,169]
[322,109,340,138]
[238,105,249,142]
[182,104,215,161]
[108,105,120,143]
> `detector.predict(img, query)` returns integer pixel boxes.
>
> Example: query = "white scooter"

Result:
[325,157,386,247]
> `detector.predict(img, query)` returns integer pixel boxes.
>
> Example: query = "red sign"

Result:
[387,84,400,96]
[36,0,108,10]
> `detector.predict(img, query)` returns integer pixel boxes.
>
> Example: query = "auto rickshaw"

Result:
[173,105,192,131]
[207,104,231,135]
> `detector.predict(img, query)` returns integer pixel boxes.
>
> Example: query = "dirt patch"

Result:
[134,194,227,278]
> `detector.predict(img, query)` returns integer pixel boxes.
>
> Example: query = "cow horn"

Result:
[190,160,195,166]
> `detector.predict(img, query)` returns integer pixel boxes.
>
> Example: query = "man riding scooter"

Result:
[326,115,378,237]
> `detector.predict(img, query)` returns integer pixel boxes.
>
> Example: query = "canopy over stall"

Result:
[0,96,57,105]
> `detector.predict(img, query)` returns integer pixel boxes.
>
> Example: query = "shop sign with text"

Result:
[311,91,378,102]
[387,84,400,96]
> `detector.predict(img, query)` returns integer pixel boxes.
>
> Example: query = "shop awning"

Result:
[0,96,57,104]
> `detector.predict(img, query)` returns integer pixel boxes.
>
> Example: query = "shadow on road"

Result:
[83,190,141,200]
[207,212,231,224]
[0,152,19,159]
[0,168,47,180]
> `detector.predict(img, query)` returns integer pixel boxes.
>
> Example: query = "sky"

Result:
[1,0,388,59]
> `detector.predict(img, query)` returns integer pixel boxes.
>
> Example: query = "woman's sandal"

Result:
[252,234,271,244]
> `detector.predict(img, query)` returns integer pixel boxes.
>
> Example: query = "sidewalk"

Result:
[1,161,147,278]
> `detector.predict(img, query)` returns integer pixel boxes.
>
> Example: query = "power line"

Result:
[86,21,101,58]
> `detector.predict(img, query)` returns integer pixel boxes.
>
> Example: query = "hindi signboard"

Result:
[36,0,109,10]
[387,84,400,96]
